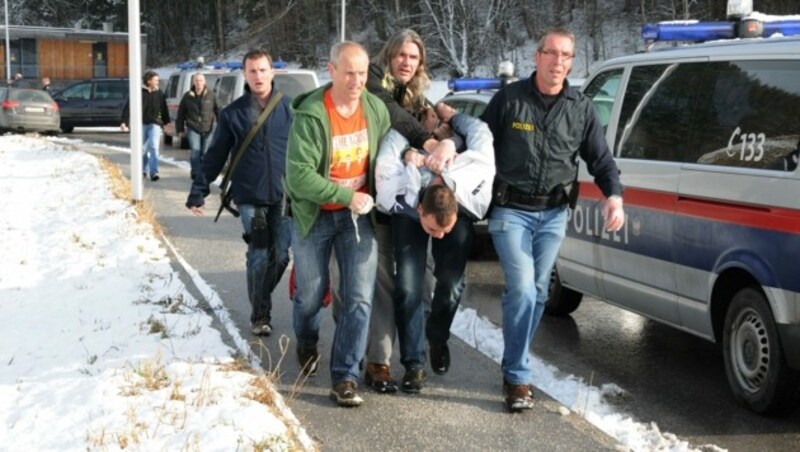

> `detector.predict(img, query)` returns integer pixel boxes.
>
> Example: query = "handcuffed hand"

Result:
[404,148,426,168]
[425,139,456,174]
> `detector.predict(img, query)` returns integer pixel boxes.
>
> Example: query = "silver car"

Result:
[0,87,61,134]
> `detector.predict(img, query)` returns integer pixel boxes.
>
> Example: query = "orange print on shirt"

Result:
[322,89,369,211]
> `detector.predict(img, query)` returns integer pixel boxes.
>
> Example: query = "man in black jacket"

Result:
[185,50,293,337]
[176,73,219,180]
[121,70,170,181]
[481,27,625,412]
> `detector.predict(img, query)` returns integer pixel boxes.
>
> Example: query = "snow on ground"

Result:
[0,136,312,451]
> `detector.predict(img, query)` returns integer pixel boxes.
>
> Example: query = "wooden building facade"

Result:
[0,25,146,83]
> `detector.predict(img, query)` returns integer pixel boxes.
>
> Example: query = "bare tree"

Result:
[420,0,509,76]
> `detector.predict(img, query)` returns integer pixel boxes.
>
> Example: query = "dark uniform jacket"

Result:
[186,89,293,208]
[481,74,622,199]
[175,87,219,134]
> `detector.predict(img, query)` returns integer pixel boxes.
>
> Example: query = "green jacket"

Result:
[286,83,391,238]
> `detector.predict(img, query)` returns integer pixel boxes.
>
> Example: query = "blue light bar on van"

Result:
[176,61,198,70]
[211,61,242,69]
[448,78,502,91]
[643,18,800,42]
[208,60,289,70]
[641,21,734,42]
[763,20,800,37]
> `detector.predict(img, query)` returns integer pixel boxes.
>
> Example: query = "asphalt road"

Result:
[66,129,800,451]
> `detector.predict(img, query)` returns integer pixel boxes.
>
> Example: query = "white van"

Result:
[163,65,229,146]
[213,65,319,110]
[548,19,800,415]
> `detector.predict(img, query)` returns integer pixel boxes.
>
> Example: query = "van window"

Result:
[616,61,800,171]
[274,73,317,98]
[217,76,237,106]
[203,74,222,94]
[583,69,623,130]
[166,74,180,99]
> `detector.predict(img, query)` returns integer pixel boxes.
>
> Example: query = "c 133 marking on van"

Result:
[727,126,766,162]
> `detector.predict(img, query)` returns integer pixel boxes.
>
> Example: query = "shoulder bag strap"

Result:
[214,92,284,221]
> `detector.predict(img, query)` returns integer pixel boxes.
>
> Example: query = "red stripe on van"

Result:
[578,182,800,234]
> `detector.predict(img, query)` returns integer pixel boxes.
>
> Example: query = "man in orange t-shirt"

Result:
[285,41,391,408]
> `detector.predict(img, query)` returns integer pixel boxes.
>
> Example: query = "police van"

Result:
[547,12,800,415]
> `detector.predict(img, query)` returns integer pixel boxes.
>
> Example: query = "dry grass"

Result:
[97,157,162,236]
[244,374,277,406]
[92,154,316,451]
[120,355,171,397]
[219,355,252,373]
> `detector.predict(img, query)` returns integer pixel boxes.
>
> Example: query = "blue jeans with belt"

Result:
[238,203,291,325]
[291,209,377,384]
[488,205,568,385]
[392,214,472,371]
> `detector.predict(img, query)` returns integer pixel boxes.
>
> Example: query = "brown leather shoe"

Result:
[503,379,535,412]
[364,363,398,394]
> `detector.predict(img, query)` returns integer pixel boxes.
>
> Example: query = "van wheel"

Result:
[61,125,73,133]
[723,287,800,415]
[545,267,583,316]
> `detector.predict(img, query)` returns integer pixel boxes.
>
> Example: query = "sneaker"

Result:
[150,174,160,181]
[364,363,398,394]
[429,342,450,375]
[251,320,272,337]
[503,379,535,412]
[329,380,363,407]
[401,368,427,394]
[296,345,319,377]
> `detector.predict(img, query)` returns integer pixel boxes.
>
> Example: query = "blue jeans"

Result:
[488,205,568,385]
[187,128,211,179]
[292,209,377,384]
[239,204,291,325]
[393,214,472,370]
[142,124,161,177]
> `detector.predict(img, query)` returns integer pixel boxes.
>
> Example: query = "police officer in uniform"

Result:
[481,27,625,412]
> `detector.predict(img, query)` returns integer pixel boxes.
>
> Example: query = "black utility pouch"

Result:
[250,206,270,249]
[567,182,581,209]
[492,180,509,206]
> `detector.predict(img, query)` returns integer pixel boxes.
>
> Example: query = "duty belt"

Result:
[506,189,568,211]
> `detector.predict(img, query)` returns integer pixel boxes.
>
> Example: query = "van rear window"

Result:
[274,73,317,98]
[614,60,800,172]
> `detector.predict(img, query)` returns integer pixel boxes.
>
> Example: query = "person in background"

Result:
[375,103,494,393]
[10,73,23,87]
[480,27,625,412]
[185,50,293,338]
[176,73,219,180]
[285,41,390,407]
[121,70,170,181]
[42,77,52,93]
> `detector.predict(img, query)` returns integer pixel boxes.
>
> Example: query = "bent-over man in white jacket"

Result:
[375,105,495,393]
